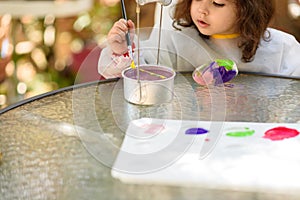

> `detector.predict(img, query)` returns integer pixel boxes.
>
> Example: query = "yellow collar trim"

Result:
[211,33,240,39]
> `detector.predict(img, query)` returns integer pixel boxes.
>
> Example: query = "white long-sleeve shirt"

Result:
[98,26,300,79]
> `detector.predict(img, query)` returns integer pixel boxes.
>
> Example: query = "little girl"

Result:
[98,0,300,79]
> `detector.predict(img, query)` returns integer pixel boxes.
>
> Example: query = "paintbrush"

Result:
[120,0,166,79]
[120,0,134,63]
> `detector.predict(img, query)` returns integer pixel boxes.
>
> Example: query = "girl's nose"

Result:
[198,2,209,15]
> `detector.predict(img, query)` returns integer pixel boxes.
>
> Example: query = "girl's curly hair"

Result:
[172,0,275,62]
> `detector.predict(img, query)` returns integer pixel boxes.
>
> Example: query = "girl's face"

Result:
[190,0,238,36]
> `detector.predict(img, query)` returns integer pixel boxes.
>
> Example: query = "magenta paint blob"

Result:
[263,126,300,141]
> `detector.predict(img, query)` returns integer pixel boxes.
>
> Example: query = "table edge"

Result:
[0,78,119,115]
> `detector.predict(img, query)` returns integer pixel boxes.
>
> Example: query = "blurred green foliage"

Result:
[0,0,121,109]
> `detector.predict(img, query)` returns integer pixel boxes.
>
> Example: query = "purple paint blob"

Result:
[185,128,209,135]
[263,126,300,141]
[124,67,173,81]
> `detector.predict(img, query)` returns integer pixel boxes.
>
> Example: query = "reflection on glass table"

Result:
[0,73,299,200]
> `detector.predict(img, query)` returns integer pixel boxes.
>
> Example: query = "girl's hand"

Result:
[107,19,135,55]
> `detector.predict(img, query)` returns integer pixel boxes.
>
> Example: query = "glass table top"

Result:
[0,73,299,199]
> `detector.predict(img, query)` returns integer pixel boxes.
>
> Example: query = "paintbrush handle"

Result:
[120,0,128,20]
[121,0,133,60]
[120,0,134,59]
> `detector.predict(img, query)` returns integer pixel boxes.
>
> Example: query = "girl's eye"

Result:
[213,1,225,7]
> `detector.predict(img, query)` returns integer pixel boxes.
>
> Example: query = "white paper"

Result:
[111,118,300,194]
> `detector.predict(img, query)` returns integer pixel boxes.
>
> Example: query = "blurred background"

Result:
[0,0,299,109]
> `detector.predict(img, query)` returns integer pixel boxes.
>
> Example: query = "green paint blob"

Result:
[226,127,255,137]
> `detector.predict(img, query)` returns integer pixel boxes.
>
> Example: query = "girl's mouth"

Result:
[197,20,209,28]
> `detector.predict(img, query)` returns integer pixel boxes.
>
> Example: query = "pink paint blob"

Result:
[263,126,300,141]
[141,124,165,134]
